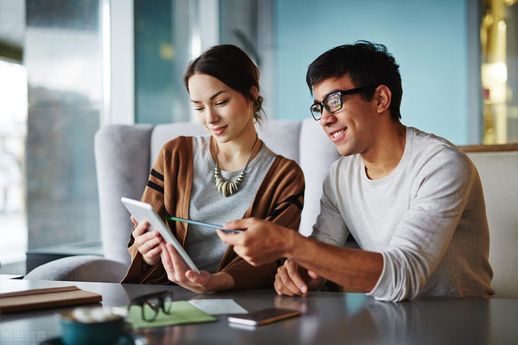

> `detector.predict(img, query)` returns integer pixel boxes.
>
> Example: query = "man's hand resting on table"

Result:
[275,259,323,296]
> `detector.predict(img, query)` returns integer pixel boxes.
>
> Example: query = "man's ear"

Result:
[375,85,392,114]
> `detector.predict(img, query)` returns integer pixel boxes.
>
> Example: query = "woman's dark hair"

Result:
[184,44,264,123]
[306,41,403,121]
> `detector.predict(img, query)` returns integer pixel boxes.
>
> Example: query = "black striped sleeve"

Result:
[146,168,164,194]
[150,169,164,181]
[146,180,164,194]
[268,190,304,219]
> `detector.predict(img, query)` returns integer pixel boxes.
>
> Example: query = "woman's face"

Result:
[188,73,255,144]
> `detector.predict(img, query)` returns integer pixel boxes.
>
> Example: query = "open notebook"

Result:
[0,285,102,313]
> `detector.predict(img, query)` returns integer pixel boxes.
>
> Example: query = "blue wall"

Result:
[275,0,471,144]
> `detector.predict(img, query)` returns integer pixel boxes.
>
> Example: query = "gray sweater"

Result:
[312,127,494,301]
[185,136,276,273]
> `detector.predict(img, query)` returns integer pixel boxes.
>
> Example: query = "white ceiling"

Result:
[0,0,25,48]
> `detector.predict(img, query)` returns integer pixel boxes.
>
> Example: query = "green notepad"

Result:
[127,301,216,329]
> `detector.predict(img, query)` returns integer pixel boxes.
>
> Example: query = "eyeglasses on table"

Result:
[128,290,174,322]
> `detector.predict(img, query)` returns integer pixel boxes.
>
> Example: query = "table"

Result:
[0,279,516,345]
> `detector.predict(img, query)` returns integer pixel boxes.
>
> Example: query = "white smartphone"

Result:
[227,308,301,326]
[120,197,200,273]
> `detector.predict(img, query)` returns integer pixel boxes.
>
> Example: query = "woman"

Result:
[121,44,305,293]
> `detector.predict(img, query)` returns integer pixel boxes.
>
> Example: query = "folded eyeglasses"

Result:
[128,290,174,322]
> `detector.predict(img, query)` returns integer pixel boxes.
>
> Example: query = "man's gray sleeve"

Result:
[368,148,475,301]
[311,169,349,246]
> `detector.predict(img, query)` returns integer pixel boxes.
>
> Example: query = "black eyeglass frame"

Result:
[309,86,378,121]
[128,290,174,322]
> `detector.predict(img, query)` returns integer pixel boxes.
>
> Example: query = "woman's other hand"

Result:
[160,242,234,294]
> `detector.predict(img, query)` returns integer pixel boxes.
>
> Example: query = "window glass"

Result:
[481,0,518,143]
[134,0,192,124]
[25,0,101,251]
[0,60,27,265]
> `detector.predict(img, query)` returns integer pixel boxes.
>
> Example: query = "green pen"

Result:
[166,216,242,234]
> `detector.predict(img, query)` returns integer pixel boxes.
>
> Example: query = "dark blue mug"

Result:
[59,307,127,345]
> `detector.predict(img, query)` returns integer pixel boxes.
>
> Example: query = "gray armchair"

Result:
[24,119,339,282]
[23,122,518,299]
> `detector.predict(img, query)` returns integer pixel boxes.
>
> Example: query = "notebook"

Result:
[0,285,102,313]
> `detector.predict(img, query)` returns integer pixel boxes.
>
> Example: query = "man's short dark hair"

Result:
[306,41,402,121]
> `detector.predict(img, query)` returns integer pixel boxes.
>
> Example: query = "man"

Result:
[218,41,493,302]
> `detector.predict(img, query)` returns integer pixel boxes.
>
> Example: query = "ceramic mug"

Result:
[59,307,128,345]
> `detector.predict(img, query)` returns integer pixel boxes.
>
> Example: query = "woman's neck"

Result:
[212,125,261,172]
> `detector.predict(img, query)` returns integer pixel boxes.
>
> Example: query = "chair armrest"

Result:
[24,256,128,283]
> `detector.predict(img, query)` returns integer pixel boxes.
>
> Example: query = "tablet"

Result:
[120,197,200,273]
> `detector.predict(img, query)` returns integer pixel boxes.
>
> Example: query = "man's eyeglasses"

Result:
[128,291,174,322]
[309,86,377,121]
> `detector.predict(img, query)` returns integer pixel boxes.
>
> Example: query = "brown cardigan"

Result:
[121,136,305,289]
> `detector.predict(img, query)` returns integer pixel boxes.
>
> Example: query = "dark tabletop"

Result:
[0,279,516,345]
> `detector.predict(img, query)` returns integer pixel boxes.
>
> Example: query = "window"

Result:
[25,0,101,253]
[0,59,27,265]
[481,0,518,143]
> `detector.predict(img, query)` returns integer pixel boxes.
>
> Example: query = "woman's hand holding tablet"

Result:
[121,197,200,273]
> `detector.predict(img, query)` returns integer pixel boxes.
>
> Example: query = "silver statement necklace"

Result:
[212,135,259,197]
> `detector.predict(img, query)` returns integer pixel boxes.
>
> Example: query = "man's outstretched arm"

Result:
[218,218,383,293]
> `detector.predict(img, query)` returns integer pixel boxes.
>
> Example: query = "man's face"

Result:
[312,75,378,157]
